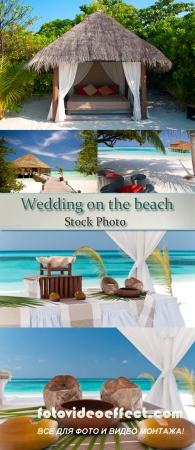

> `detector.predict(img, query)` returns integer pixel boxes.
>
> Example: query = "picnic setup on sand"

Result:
[98,167,154,193]
[0,328,195,450]
[25,10,172,123]
[0,232,185,328]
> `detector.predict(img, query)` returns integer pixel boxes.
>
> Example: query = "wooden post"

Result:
[52,66,59,121]
[141,63,147,120]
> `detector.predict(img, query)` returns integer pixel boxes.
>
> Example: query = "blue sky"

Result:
[2,131,82,170]
[28,0,167,32]
[98,131,191,149]
[0,329,194,378]
[0,231,195,251]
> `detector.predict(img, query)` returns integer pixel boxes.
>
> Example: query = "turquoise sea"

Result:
[98,147,191,159]
[4,378,187,397]
[0,250,194,292]
[51,170,96,180]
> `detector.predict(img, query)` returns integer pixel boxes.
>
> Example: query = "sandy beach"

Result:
[16,176,97,194]
[0,90,194,131]
[98,153,195,193]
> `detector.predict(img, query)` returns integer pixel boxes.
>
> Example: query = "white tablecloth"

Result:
[3,290,184,328]
[85,293,185,328]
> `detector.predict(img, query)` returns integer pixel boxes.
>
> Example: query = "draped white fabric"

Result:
[122,62,141,121]
[153,294,185,327]
[100,62,126,95]
[47,62,78,122]
[68,62,94,97]
[30,305,63,327]
[119,328,195,416]
[107,231,165,293]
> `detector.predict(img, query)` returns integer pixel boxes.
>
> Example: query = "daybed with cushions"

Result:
[66,62,131,115]
[66,89,130,115]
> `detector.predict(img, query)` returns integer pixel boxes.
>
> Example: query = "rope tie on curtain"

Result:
[159,370,173,379]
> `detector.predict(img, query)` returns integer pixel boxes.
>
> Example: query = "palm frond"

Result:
[0,405,45,419]
[137,373,155,385]
[173,367,195,404]
[0,296,44,308]
[89,291,147,301]
[74,246,107,279]
[141,131,166,154]
[147,244,172,295]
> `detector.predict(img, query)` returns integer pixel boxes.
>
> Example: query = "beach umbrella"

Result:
[119,327,195,417]
[107,231,165,292]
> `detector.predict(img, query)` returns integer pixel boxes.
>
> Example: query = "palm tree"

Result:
[189,131,195,176]
[0,55,33,119]
[173,367,195,406]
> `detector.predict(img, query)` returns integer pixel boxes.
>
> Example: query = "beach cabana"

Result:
[26,11,172,122]
[169,140,191,153]
[13,152,51,175]
[119,328,195,416]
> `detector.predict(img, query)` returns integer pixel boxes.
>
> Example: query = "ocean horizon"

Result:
[98,146,191,158]
[50,170,96,180]
[0,250,194,291]
[4,377,188,397]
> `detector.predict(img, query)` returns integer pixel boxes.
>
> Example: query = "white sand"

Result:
[98,153,195,193]
[67,179,98,193]
[17,179,43,193]
[0,90,194,130]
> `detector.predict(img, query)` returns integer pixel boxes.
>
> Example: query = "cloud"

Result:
[15,358,20,361]
[41,131,69,148]
[38,359,47,363]
[14,366,22,370]
[110,357,116,361]
[60,155,77,161]
[122,360,128,364]
[6,137,22,146]
[94,360,98,363]
[20,145,57,158]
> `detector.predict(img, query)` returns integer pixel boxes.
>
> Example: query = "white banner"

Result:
[0,193,194,230]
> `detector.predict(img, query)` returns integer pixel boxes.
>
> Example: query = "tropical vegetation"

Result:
[0,136,24,192]
[0,0,195,116]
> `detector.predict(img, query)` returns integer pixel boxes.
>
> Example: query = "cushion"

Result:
[98,85,113,96]
[83,84,97,96]
[117,185,144,193]
[106,173,122,178]
[77,85,87,95]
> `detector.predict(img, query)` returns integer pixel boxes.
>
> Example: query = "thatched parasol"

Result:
[26,10,172,72]
[13,152,51,172]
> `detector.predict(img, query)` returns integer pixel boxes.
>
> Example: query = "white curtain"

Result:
[100,62,125,95]
[47,62,78,122]
[107,231,165,293]
[68,62,94,97]
[119,328,195,416]
[122,62,141,121]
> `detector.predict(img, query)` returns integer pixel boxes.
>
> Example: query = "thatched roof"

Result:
[13,152,51,169]
[26,10,172,72]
